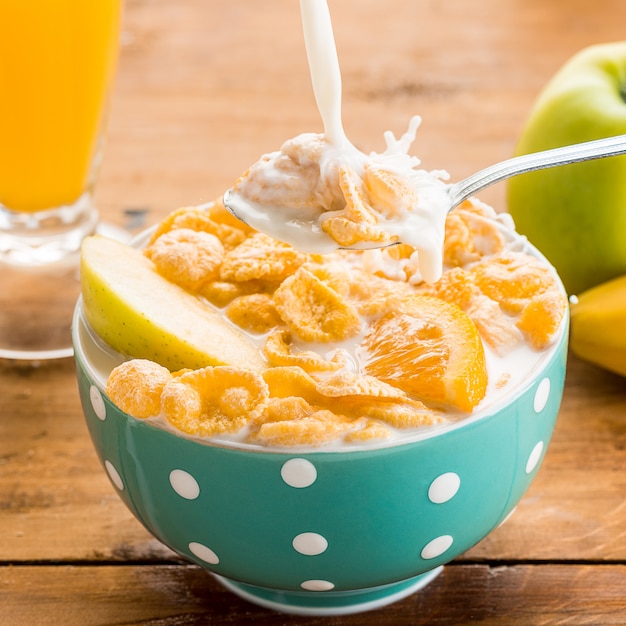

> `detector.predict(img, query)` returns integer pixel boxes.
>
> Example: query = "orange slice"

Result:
[360,294,487,412]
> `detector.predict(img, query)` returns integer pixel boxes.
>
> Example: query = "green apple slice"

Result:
[80,235,265,371]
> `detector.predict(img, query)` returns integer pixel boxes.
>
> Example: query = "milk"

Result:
[226,0,451,284]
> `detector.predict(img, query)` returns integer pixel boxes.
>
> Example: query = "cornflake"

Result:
[344,419,393,443]
[345,268,414,317]
[263,329,347,372]
[516,291,567,350]
[226,293,282,333]
[364,163,420,218]
[306,258,412,317]
[320,167,396,247]
[107,359,172,419]
[314,371,408,400]
[343,399,439,429]
[251,410,358,447]
[200,279,270,308]
[262,366,321,403]
[423,266,523,355]
[220,233,306,283]
[161,366,269,437]
[254,396,314,425]
[443,200,506,267]
[470,251,558,313]
[149,204,249,251]
[146,228,224,291]
[273,267,361,342]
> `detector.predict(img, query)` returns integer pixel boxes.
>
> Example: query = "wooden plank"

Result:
[1,564,626,625]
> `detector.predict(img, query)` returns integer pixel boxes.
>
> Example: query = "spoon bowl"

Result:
[223,134,626,251]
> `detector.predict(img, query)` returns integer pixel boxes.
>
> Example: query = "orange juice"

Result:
[0,0,121,213]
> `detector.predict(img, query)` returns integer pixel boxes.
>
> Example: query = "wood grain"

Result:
[2,0,626,623]
[2,564,626,626]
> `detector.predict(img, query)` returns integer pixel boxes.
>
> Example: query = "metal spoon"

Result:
[223,134,626,250]
[446,133,626,209]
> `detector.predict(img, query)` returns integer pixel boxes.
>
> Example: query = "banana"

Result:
[570,273,626,377]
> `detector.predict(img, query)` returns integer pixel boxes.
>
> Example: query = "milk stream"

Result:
[299,0,346,147]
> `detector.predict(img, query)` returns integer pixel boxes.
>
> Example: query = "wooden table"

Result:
[2,1,626,623]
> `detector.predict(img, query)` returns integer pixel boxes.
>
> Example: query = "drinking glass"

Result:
[0,0,123,360]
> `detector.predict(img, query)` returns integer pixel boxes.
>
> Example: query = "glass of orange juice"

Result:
[0,0,122,360]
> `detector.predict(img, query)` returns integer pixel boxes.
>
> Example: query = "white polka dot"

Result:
[534,378,551,413]
[300,579,335,591]
[189,541,220,565]
[525,441,544,474]
[169,469,200,500]
[104,460,124,491]
[90,385,107,421]
[428,472,461,504]
[281,458,317,488]
[292,532,328,556]
[421,535,453,560]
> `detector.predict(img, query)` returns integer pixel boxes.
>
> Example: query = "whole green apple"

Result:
[507,41,626,295]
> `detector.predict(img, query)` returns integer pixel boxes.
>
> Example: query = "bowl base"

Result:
[213,566,443,616]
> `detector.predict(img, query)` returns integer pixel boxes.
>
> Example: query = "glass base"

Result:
[0,195,129,361]
[214,567,443,616]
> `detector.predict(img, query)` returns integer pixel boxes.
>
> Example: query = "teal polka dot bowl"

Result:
[72,275,568,617]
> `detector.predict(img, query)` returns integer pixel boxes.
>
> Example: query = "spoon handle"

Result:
[448,134,626,209]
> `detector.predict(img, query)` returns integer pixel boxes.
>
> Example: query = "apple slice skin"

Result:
[507,42,626,296]
[80,235,266,372]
